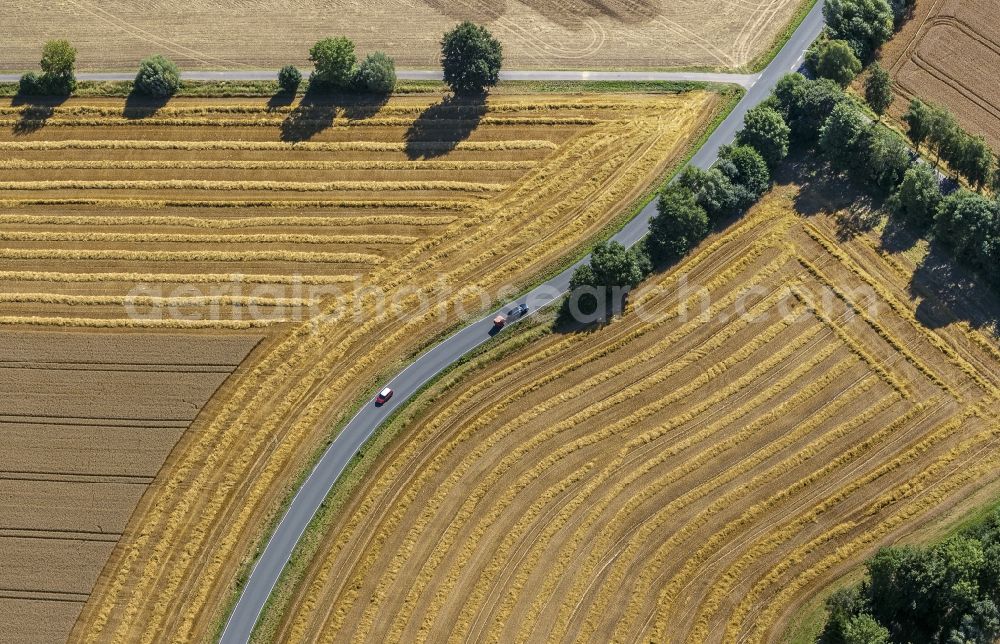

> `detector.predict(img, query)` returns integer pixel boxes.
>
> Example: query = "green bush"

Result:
[354,51,396,94]
[647,184,710,265]
[806,38,862,87]
[18,40,76,96]
[440,21,503,96]
[737,104,790,167]
[891,164,940,229]
[823,0,894,61]
[864,62,893,118]
[133,55,181,98]
[309,36,356,90]
[278,65,302,93]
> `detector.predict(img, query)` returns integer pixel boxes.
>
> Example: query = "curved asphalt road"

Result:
[219,3,824,641]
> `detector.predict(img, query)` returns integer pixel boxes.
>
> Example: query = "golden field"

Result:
[273,175,1000,643]
[0,88,723,642]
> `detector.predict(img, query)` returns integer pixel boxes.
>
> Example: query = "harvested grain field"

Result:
[0,331,261,644]
[878,0,1000,148]
[1,0,807,72]
[0,88,724,642]
[274,172,1000,644]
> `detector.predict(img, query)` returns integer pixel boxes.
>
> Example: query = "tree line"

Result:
[819,507,1000,644]
[15,21,504,99]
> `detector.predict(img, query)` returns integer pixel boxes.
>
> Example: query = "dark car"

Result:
[508,303,529,317]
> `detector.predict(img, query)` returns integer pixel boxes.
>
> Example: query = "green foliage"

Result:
[956,134,994,191]
[823,0,895,61]
[819,101,871,176]
[934,189,998,268]
[277,65,302,93]
[903,98,934,151]
[133,55,181,98]
[864,62,894,118]
[889,0,917,27]
[737,104,790,167]
[440,21,503,96]
[309,36,357,90]
[892,164,941,229]
[354,51,396,94]
[866,127,912,193]
[821,508,1000,643]
[647,185,710,265]
[928,104,962,166]
[786,77,848,144]
[678,165,741,222]
[842,614,890,644]
[718,144,772,206]
[18,40,77,95]
[589,240,650,290]
[806,39,862,87]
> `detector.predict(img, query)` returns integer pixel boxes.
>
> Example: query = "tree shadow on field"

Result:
[279,89,389,143]
[121,90,171,119]
[910,239,1000,335]
[266,89,296,112]
[10,93,68,135]
[404,95,487,160]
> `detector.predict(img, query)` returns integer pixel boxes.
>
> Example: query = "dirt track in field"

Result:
[0,331,260,643]
[276,174,1000,644]
[1,0,805,72]
[0,90,723,642]
[878,0,1000,149]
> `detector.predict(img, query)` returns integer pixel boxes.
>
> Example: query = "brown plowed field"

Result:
[0,90,721,641]
[0,331,261,643]
[277,176,1000,643]
[1,0,806,72]
[879,0,1000,148]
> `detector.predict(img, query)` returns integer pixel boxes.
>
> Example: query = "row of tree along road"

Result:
[13,21,505,99]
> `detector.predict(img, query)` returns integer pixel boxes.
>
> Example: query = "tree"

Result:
[865,62,893,119]
[866,128,912,192]
[354,51,396,94]
[842,614,890,644]
[955,134,993,190]
[772,72,807,119]
[903,98,933,152]
[807,38,862,87]
[787,78,847,144]
[567,263,600,316]
[647,185,709,265]
[892,164,941,229]
[39,39,76,94]
[278,65,302,93]
[889,0,917,27]
[18,40,77,95]
[819,101,871,175]
[589,240,650,291]
[309,36,357,90]
[718,144,771,206]
[934,189,996,264]
[824,0,895,61]
[440,21,503,96]
[737,104,790,167]
[133,55,181,98]
[928,104,961,168]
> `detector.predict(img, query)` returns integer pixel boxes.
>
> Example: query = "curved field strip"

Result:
[276,180,1000,644]
[0,140,560,153]
[0,159,538,172]
[0,231,418,245]
[0,271,355,285]
[0,180,508,194]
[0,199,476,211]
[37,91,723,643]
[0,214,458,229]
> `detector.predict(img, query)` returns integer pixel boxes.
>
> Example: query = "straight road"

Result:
[0,69,759,88]
[219,2,825,641]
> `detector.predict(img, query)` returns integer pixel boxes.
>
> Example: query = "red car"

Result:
[375,387,393,404]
